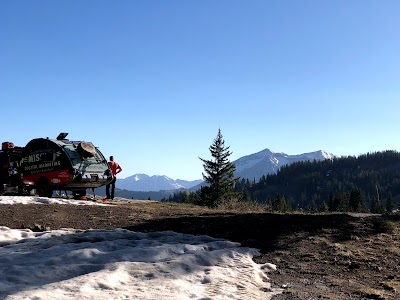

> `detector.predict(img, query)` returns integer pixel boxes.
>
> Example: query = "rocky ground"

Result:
[1,199,399,299]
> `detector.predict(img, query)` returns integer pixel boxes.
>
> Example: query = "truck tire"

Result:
[36,178,52,198]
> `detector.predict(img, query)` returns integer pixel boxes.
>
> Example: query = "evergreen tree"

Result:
[241,190,251,202]
[377,197,385,214]
[328,192,335,211]
[349,188,365,212]
[273,194,289,212]
[320,201,329,212]
[374,184,386,213]
[337,192,350,212]
[370,196,381,214]
[183,191,190,203]
[386,191,394,213]
[308,198,317,213]
[265,196,273,212]
[370,196,379,214]
[199,129,236,207]
[370,196,384,214]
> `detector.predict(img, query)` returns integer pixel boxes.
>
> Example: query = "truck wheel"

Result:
[37,179,52,198]
[73,190,87,200]
[17,185,24,196]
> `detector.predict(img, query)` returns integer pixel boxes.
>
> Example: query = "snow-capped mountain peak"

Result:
[116,148,335,192]
[234,148,335,180]
[320,150,335,160]
[116,174,202,192]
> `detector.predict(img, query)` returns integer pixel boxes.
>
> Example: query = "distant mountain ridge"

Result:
[247,150,400,211]
[116,174,202,192]
[116,148,335,193]
[234,148,335,180]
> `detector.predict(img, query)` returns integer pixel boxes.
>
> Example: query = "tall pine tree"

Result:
[199,129,236,207]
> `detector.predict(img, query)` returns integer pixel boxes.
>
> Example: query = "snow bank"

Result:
[0,228,282,299]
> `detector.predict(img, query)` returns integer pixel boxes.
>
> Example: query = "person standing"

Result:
[106,155,122,200]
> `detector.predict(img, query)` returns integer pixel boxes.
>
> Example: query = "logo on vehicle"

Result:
[58,172,69,178]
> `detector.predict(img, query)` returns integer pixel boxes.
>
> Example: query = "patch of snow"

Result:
[0,196,282,299]
[0,196,108,206]
[0,228,282,299]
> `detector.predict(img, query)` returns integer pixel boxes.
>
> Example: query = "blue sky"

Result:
[1,1,399,180]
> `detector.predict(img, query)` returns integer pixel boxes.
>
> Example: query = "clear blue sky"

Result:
[1,1,399,181]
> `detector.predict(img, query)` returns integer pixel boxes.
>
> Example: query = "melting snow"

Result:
[0,196,282,299]
[0,196,109,206]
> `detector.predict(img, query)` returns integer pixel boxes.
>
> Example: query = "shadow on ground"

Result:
[124,213,388,252]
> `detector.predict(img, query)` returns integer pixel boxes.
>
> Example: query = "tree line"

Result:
[246,151,400,212]
[166,129,400,213]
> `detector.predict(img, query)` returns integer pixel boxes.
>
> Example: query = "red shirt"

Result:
[108,161,122,177]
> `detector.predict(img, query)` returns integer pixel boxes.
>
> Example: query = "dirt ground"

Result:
[1,199,399,299]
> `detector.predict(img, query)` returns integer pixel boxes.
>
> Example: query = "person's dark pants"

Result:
[106,177,116,199]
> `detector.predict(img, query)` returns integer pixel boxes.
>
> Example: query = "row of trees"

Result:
[247,151,400,212]
[168,186,396,213]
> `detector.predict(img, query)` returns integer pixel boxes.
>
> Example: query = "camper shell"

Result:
[0,133,112,197]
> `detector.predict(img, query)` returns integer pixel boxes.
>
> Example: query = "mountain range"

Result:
[116,148,335,192]
[116,174,203,192]
[234,149,335,180]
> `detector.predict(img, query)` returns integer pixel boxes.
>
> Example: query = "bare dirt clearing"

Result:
[1,199,399,299]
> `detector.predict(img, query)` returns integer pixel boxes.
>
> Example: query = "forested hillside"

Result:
[247,150,400,211]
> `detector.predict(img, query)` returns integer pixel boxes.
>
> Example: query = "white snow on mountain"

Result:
[117,148,335,192]
[234,148,335,181]
[117,174,202,192]
[0,196,282,299]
